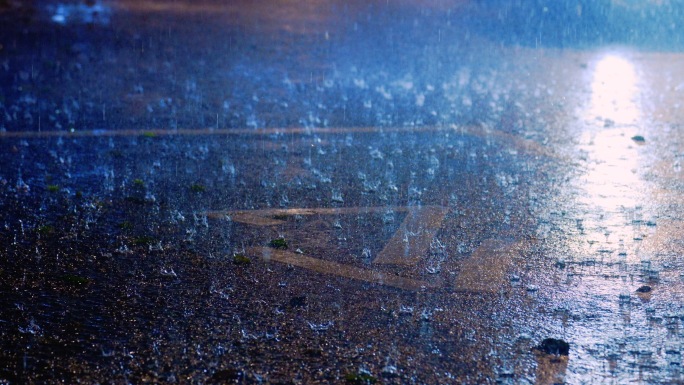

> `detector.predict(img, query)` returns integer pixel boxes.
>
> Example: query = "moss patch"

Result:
[119,221,134,231]
[268,237,288,249]
[133,236,156,246]
[60,274,90,287]
[124,196,147,205]
[190,184,206,193]
[233,253,251,265]
[344,372,377,384]
[37,225,55,235]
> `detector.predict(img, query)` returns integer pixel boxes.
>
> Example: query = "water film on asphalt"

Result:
[2,0,684,384]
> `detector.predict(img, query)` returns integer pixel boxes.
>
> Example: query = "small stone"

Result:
[631,135,646,143]
[303,348,323,357]
[536,338,570,355]
[289,296,307,308]
[211,368,240,381]
[636,285,652,293]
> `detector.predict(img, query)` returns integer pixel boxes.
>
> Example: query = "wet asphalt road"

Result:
[3,1,684,384]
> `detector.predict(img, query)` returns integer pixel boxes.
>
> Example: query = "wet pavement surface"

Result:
[3,1,684,384]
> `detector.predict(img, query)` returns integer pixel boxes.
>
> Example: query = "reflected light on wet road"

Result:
[559,51,680,384]
[588,53,640,125]
[578,129,641,211]
[578,52,648,256]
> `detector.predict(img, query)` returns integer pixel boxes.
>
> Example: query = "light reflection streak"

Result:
[578,129,641,211]
[578,52,646,255]
[562,52,657,385]
[587,54,640,125]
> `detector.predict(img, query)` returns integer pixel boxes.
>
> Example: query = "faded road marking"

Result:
[209,206,447,290]
[210,206,448,267]
[246,247,439,291]
[206,206,414,225]
[0,126,456,138]
[373,206,449,266]
[0,125,560,158]
[0,126,559,158]
[211,207,531,291]
[453,238,524,293]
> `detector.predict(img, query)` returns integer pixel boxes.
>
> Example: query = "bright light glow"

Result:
[577,52,646,254]
[587,54,640,125]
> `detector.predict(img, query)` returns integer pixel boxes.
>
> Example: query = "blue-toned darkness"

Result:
[473,0,684,49]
